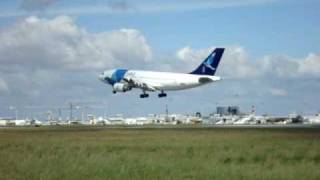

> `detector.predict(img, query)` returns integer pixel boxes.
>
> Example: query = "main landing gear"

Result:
[139,91,167,98]
[140,91,149,98]
[158,91,167,98]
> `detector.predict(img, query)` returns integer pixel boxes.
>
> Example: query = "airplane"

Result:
[99,48,225,98]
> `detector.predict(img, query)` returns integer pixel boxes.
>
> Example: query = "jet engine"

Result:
[113,83,131,92]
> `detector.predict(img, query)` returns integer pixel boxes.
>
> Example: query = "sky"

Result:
[0,0,319,119]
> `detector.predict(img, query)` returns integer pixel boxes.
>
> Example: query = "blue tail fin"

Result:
[190,48,224,76]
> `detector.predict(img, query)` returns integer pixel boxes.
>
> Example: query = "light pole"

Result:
[76,106,81,122]
[84,106,89,122]
[9,106,18,120]
[69,102,73,121]
[58,108,62,122]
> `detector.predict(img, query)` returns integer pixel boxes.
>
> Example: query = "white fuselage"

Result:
[123,70,221,91]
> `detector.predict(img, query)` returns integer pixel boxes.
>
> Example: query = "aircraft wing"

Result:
[123,77,158,91]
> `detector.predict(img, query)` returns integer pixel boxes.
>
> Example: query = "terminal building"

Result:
[216,106,240,116]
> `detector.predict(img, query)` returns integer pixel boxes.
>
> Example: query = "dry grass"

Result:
[0,126,319,180]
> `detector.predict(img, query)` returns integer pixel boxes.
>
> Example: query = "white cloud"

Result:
[260,55,300,78]
[0,16,152,71]
[176,46,211,64]
[176,46,320,79]
[269,88,288,96]
[220,46,259,78]
[0,16,152,100]
[176,46,258,78]
[298,53,320,76]
[260,53,320,78]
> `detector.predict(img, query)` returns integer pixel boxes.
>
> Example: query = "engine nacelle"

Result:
[113,83,131,92]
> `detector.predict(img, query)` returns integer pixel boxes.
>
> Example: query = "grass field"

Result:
[0,126,319,180]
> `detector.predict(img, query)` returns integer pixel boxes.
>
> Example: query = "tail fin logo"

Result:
[203,52,216,71]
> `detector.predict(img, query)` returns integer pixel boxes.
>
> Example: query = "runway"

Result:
[1,123,320,129]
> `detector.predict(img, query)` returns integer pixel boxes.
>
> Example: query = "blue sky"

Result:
[0,0,319,118]
[75,0,319,57]
[1,0,319,56]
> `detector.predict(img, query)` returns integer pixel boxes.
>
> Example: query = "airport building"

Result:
[216,106,240,116]
[1,105,320,126]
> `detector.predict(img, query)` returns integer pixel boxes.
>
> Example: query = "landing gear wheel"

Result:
[158,91,167,98]
[140,94,149,98]
[112,91,116,94]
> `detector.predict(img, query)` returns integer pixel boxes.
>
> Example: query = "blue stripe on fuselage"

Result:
[110,69,128,85]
